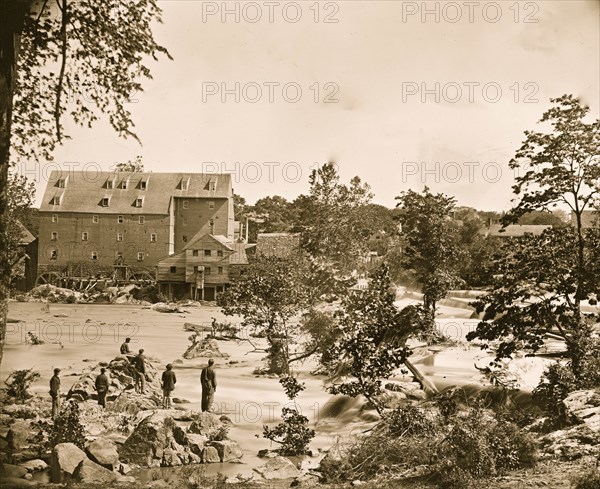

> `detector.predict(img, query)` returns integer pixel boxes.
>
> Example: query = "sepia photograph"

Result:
[1,1,599,487]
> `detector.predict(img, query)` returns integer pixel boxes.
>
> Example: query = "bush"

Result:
[572,466,600,489]
[4,368,40,402]
[533,362,579,427]
[432,408,536,482]
[384,403,438,437]
[50,399,86,448]
[208,425,229,442]
[262,407,315,456]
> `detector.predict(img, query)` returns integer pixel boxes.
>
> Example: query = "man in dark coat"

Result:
[120,337,131,355]
[95,368,109,408]
[200,358,217,412]
[50,368,61,419]
[134,349,146,394]
[161,364,177,409]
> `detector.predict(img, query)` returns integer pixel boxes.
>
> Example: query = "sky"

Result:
[22,0,600,211]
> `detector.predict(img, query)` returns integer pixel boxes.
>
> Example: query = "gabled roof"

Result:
[485,224,551,237]
[16,221,35,245]
[183,232,235,252]
[39,171,232,214]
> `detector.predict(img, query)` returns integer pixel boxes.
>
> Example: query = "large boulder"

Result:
[208,440,243,462]
[253,455,300,480]
[183,337,229,359]
[118,412,172,466]
[1,463,28,479]
[19,459,48,473]
[563,389,600,431]
[74,458,118,484]
[186,434,208,456]
[85,437,120,470]
[188,412,222,435]
[50,443,87,483]
[6,420,32,453]
[202,446,220,463]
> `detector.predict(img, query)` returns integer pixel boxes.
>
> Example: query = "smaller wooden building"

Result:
[157,232,249,301]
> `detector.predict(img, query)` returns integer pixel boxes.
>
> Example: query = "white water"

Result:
[3,299,524,478]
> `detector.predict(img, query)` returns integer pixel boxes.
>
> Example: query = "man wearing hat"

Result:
[161,364,177,409]
[50,368,61,419]
[95,368,109,408]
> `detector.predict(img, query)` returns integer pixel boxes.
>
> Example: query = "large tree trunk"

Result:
[0,0,29,368]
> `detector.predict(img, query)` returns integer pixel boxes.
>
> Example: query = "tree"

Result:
[0,0,170,366]
[517,210,569,227]
[395,187,463,314]
[114,155,144,172]
[294,163,374,272]
[251,195,294,233]
[468,95,600,384]
[218,255,315,374]
[327,264,432,414]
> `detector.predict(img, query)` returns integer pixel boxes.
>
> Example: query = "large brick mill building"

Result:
[37,170,236,288]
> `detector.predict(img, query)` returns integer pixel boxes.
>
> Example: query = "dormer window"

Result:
[179,177,190,190]
[105,178,115,189]
[139,179,148,190]
[120,178,129,190]
[101,197,110,207]
[135,197,144,208]
[56,176,68,188]
[209,181,216,191]
[50,195,61,205]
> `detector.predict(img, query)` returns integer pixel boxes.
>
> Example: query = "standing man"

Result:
[134,349,146,394]
[50,368,61,419]
[200,358,217,412]
[120,337,131,355]
[161,364,177,409]
[95,368,109,408]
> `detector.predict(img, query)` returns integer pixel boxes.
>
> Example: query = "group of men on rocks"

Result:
[49,337,217,419]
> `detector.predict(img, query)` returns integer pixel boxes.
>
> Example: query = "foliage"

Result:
[532,362,581,426]
[384,403,438,437]
[294,162,375,272]
[218,255,314,374]
[207,425,230,442]
[572,466,600,489]
[262,375,315,456]
[114,156,144,172]
[31,399,86,451]
[26,331,44,345]
[4,368,40,402]
[395,186,463,312]
[326,265,431,414]
[11,0,172,161]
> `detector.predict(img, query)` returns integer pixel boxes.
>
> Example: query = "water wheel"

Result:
[36,271,63,287]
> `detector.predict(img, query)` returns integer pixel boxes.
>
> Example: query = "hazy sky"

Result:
[24,0,600,211]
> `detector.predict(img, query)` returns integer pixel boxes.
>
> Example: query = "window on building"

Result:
[209,219,214,226]
[209,201,215,209]
[193,265,199,273]
[50,249,58,260]
[205,267,211,275]
[140,180,147,190]
[82,232,88,241]
[150,233,157,242]
[183,200,189,209]
[57,177,67,188]
[139,216,145,224]
[91,251,98,260]
[192,250,198,257]
[101,197,109,207]
[218,266,223,275]
[135,197,143,208]
[106,179,114,189]
[117,233,123,242]
[92,215,99,223]
[217,250,223,257]
[51,195,61,205]
[209,181,216,191]
[137,252,144,261]
[170,266,177,273]
[118,215,124,223]
[52,214,58,223]
[51,232,58,240]
[121,179,128,190]
[180,178,189,190]
[204,249,211,257]
[183,235,188,242]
